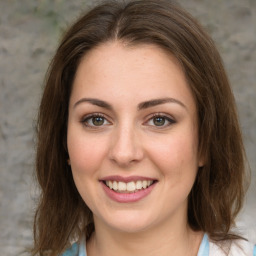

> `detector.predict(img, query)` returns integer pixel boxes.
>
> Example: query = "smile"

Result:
[100,176,157,203]
[105,180,154,193]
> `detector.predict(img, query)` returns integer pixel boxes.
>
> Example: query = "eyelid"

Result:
[80,113,112,128]
[143,113,176,128]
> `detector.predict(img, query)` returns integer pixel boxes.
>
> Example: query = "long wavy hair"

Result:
[32,0,248,255]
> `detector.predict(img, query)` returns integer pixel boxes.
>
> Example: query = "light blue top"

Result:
[198,233,209,256]
[61,233,256,256]
[61,239,86,256]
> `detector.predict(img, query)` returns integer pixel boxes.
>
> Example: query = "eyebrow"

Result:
[73,98,113,110]
[73,97,186,110]
[137,97,186,110]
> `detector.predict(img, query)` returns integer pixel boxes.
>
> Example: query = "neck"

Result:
[87,216,203,256]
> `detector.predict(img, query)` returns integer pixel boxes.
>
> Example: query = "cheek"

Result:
[146,131,199,176]
[67,130,107,176]
[148,133,199,204]
[67,131,108,209]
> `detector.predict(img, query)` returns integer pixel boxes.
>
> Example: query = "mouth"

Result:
[103,180,156,193]
[100,176,158,203]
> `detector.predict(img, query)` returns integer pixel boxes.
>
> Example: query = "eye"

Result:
[81,114,111,128]
[145,114,175,128]
[152,116,166,126]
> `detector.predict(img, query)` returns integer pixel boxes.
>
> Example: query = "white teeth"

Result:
[142,180,147,189]
[113,181,118,190]
[127,182,136,191]
[136,180,142,190]
[118,181,126,191]
[105,180,154,192]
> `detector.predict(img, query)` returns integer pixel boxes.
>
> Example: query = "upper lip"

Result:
[100,175,156,183]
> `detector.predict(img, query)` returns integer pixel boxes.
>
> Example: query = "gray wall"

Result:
[0,0,255,255]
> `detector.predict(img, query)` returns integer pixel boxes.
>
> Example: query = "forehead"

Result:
[78,41,183,76]
[70,41,195,111]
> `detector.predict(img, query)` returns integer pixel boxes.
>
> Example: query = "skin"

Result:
[67,41,204,256]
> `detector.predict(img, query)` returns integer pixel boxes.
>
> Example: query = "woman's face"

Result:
[67,42,202,233]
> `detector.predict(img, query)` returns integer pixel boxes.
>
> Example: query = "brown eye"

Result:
[145,114,176,128]
[92,116,104,126]
[81,114,111,128]
[153,116,166,126]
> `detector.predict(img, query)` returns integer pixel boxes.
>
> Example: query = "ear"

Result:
[198,152,205,167]
[67,159,71,165]
[198,160,204,168]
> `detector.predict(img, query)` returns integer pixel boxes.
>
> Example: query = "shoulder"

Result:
[229,239,256,256]
[60,238,87,256]
[60,242,79,256]
[209,237,256,256]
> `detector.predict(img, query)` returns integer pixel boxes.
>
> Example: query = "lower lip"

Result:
[101,182,156,203]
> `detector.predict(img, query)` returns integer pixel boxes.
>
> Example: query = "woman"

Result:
[32,0,256,255]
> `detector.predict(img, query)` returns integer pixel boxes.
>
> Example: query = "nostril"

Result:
[108,133,144,165]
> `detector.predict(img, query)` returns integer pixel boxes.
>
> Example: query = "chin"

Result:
[99,210,157,234]
[109,222,151,234]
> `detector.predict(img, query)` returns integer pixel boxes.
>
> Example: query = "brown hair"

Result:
[33,0,248,255]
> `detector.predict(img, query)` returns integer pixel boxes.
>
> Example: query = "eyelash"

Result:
[80,113,111,128]
[144,113,176,128]
[80,113,176,129]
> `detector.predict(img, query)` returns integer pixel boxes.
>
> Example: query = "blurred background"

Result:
[0,0,255,255]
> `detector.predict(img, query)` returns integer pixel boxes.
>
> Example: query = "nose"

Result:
[108,124,144,167]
